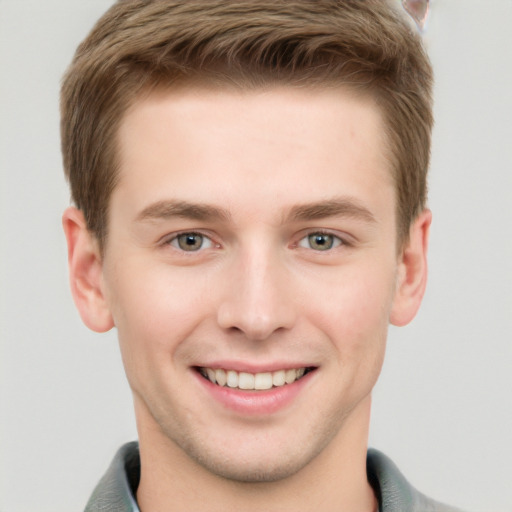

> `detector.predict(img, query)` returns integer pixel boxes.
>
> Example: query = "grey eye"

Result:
[299,233,342,251]
[171,233,212,252]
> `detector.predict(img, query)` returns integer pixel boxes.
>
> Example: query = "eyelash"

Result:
[163,231,217,253]
[296,231,347,252]
[162,229,349,254]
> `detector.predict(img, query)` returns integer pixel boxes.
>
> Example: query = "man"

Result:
[61,1,462,510]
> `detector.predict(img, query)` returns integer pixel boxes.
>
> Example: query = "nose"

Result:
[216,245,296,341]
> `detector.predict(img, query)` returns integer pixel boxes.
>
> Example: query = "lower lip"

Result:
[194,370,314,416]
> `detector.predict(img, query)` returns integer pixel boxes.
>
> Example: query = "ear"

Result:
[390,209,432,327]
[62,206,114,332]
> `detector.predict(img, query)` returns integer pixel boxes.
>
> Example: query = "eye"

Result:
[169,232,213,252]
[298,232,343,251]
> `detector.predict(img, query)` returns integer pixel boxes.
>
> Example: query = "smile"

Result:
[198,367,313,391]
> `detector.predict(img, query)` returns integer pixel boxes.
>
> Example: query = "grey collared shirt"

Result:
[84,442,463,511]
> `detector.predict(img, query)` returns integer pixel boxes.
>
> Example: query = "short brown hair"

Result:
[61,0,433,249]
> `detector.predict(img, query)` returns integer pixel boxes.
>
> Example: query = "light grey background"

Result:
[1,1,511,511]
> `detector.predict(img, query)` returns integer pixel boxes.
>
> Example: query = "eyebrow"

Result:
[135,200,231,223]
[135,197,376,225]
[287,198,377,223]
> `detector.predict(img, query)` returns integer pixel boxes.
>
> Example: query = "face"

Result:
[85,86,421,482]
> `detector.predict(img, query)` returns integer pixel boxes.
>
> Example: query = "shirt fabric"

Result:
[84,442,463,511]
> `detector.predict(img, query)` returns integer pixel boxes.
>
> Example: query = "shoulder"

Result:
[367,449,466,512]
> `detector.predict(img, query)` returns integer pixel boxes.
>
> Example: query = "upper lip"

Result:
[193,361,317,373]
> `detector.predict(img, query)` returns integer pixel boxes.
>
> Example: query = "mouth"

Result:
[196,366,315,391]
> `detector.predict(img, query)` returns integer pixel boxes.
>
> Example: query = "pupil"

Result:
[178,233,203,251]
[310,233,333,250]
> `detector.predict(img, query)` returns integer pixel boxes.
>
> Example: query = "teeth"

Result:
[215,368,227,386]
[285,368,297,384]
[200,367,309,390]
[206,368,216,382]
[272,370,285,387]
[238,372,255,390]
[254,372,273,390]
[227,370,238,388]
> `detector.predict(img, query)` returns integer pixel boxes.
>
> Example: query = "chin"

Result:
[167,422,335,484]
[186,448,316,483]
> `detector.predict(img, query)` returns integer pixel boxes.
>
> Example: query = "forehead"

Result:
[112,85,394,220]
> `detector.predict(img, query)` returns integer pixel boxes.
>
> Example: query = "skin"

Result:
[63,86,431,512]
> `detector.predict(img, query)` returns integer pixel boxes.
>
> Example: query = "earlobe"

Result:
[390,209,432,327]
[62,207,114,333]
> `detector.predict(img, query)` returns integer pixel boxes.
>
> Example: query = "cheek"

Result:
[107,269,215,404]
[106,261,212,363]
[312,269,395,332]
[304,266,395,375]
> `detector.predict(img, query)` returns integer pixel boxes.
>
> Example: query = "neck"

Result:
[135,395,377,512]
